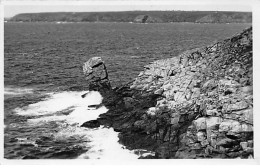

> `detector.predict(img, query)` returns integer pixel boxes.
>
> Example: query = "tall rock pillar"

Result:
[83,57,111,92]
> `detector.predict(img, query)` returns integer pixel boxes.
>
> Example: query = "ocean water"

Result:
[4,89,154,159]
[4,22,251,159]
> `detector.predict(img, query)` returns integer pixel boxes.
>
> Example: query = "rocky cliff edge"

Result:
[82,27,253,159]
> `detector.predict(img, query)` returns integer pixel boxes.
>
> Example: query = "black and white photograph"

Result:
[1,0,259,164]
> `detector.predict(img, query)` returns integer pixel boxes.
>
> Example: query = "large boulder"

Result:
[83,57,111,92]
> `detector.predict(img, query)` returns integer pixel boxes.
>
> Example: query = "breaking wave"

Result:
[6,90,153,159]
[4,87,34,95]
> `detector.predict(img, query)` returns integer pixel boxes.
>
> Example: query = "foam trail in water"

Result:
[4,87,34,95]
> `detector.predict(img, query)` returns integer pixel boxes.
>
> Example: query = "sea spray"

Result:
[10,90,152,159]
[77,127,140,160]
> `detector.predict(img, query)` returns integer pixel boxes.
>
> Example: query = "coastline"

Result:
[81,26,253,159]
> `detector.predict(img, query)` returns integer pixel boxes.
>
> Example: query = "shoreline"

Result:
[81,26,253,159]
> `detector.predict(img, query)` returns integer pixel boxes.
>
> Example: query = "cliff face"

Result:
[82,27,253,159]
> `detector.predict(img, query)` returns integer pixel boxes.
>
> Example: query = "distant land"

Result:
[8,11,252,23]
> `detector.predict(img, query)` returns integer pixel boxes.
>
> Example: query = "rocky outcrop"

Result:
[133,15,163,23]
[81,27,253,159]
[82,57,111,92]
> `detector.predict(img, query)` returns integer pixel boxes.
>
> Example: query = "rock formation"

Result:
[82,57,111,92]
[133,15,163,23]
[81,27,253,159]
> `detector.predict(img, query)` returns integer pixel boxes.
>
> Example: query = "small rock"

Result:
[206,117,222,130]
[170,117,179,125]
[219,120,241,133]
[241,123,253,132]
[219,79,240,87]
[240,142,248,150]
[81,120,100,128]
[196,131,206,142]
[154,88,164,95]
[240,86,253,93]
[205,145,214,155]
[238,108,253,124]
[193,117,207,131]
[191,88,201,99]
[135,84,145,90]
[162,83,172,91]
[245,148,253,153]
[202,79,216,90]
[206,109,218,116]
[200,139,209,147]
[248,154,254,159]
[147,107,157,116]
[247,140,253,148]
[174,91,186,102]
[138,72,144,77]
[226,101,248,112]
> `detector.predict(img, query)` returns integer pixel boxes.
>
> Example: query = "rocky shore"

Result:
[81,27,253,159]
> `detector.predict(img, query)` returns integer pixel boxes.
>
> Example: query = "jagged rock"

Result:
[240,142,248,150]
[81,120,100,128]
[147,107,157,116]
[206,117,222,130]
[206,109,219,116]
[225,101,249,112]
[219,120,241,133]
[154,88,164,95]
[81,27,253,159]
[83,57,111,92]
[193,117,207,131]
[196,131,206,142]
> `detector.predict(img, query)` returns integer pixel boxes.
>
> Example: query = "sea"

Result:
[3,22,251,159]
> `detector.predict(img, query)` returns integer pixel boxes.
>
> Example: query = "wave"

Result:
[77,126,140,160]
[4,87,34,95]
[14,91,103,120]
[12,90,154,159]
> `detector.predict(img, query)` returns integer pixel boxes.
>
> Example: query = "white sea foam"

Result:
[4,87,34,95]
[14,90,153,160]
[77,126,140,160]
[15,91,103,117]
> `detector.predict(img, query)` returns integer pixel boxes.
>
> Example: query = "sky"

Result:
[3,0,253,18]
